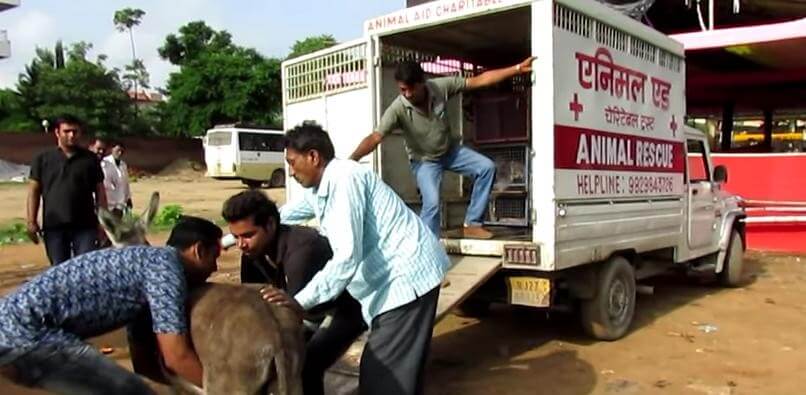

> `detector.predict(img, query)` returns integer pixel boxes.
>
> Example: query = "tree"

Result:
[13,42,134,136]
[158,21,234,65]
[287,34,338,59]
[54,40,64,69]
[0,89,37,132]
[113,8,146,113]
[16,48,56,125]
[67,41,94,62]
[157,22,282,137]
[123,59,150,92]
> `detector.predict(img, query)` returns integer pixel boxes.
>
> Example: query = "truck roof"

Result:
[363,0,683,57]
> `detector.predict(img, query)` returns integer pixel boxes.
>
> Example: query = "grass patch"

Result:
[131,204,228,234]
[126,204,184,233]
[150,204,184,232]
[0,205,206,246]
[0,222,29,246]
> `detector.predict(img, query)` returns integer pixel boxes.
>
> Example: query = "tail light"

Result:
[504,244,539,265]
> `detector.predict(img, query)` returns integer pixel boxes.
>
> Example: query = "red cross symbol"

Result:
[569,93,584,121]
[670,115,678,136]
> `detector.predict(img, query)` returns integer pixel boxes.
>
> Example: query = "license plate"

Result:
[506,277,551,307]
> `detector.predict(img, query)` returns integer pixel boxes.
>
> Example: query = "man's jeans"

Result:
[43,227,97,265]
[0,344,156,395]
[410,145,496,235]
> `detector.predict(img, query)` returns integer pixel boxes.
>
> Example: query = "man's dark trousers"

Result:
[303,287,439,395]
[43,227,97,265]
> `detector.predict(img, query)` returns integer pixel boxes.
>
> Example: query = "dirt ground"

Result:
[1,176,805,394]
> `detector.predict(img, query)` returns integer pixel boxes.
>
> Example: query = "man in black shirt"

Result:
[89,138,108,161]
[26,115,107,265]
[222,190,365,395]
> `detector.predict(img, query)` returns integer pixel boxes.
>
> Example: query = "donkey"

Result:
[98,192,304,395]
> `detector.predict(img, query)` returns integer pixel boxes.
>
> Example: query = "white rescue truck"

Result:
[281,0,745,342]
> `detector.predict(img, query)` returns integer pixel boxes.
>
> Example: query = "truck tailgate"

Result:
[325,256,501,386]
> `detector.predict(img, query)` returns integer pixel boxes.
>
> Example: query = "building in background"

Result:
[127,88,166,111]
[0,0,19,59]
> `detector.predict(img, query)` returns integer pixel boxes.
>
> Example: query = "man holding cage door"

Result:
[349,57,535,239]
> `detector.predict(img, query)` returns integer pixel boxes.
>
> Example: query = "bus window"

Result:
[239,132,285,152]
[207,131,232,146]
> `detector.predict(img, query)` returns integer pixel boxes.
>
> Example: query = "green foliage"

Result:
[113,8,148,119]
[7,43,135,136]
[0,89,37,132]
[113,8,146,32]
[157,22,282,136]
[123,59,150,91]
[0,223,28,246]
[287,34,338,59]
[67,41,94,62]
[1,19,338,138]
[158,21,234,66]
[152,204,184,229]
[54,40,65,69]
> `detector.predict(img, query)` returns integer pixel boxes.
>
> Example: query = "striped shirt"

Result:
[281,159,449,324]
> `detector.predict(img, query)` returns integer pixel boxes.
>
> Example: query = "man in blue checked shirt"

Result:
[0,216,223,394]
[261,121,450,395]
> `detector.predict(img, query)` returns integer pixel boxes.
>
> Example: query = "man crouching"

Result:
[0,216,223,394]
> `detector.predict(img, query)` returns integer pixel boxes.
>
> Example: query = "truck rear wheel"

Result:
[718,229,744,287]
[580,256,636,341]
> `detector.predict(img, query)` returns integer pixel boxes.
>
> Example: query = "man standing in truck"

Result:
[349,57,534,239]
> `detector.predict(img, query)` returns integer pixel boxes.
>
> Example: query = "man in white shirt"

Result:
[101,143,133,218]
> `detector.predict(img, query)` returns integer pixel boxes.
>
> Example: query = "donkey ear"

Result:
[140,192,160,228]
[98,208,120,243]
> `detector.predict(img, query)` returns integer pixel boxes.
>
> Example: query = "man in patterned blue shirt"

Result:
[262,122,450,395]
[0,216,223,394]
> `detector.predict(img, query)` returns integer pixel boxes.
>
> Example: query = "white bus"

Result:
[203,125,286,188]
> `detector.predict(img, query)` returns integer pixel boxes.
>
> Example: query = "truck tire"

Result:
[269,169,286,188]
[580,256,636,341]
[718,229,744,287]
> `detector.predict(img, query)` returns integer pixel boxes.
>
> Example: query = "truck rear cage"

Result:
[480,145,531,227]
[381,45,534,95]
[381,45,478,78]
[553,3,682,73]
[284,41,368,104]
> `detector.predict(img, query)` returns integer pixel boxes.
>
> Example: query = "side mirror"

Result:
[713,165,728,183]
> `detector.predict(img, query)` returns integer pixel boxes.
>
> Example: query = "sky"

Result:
[0,0,402,90]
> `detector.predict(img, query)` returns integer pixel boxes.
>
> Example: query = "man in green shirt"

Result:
[349,57,534,239]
